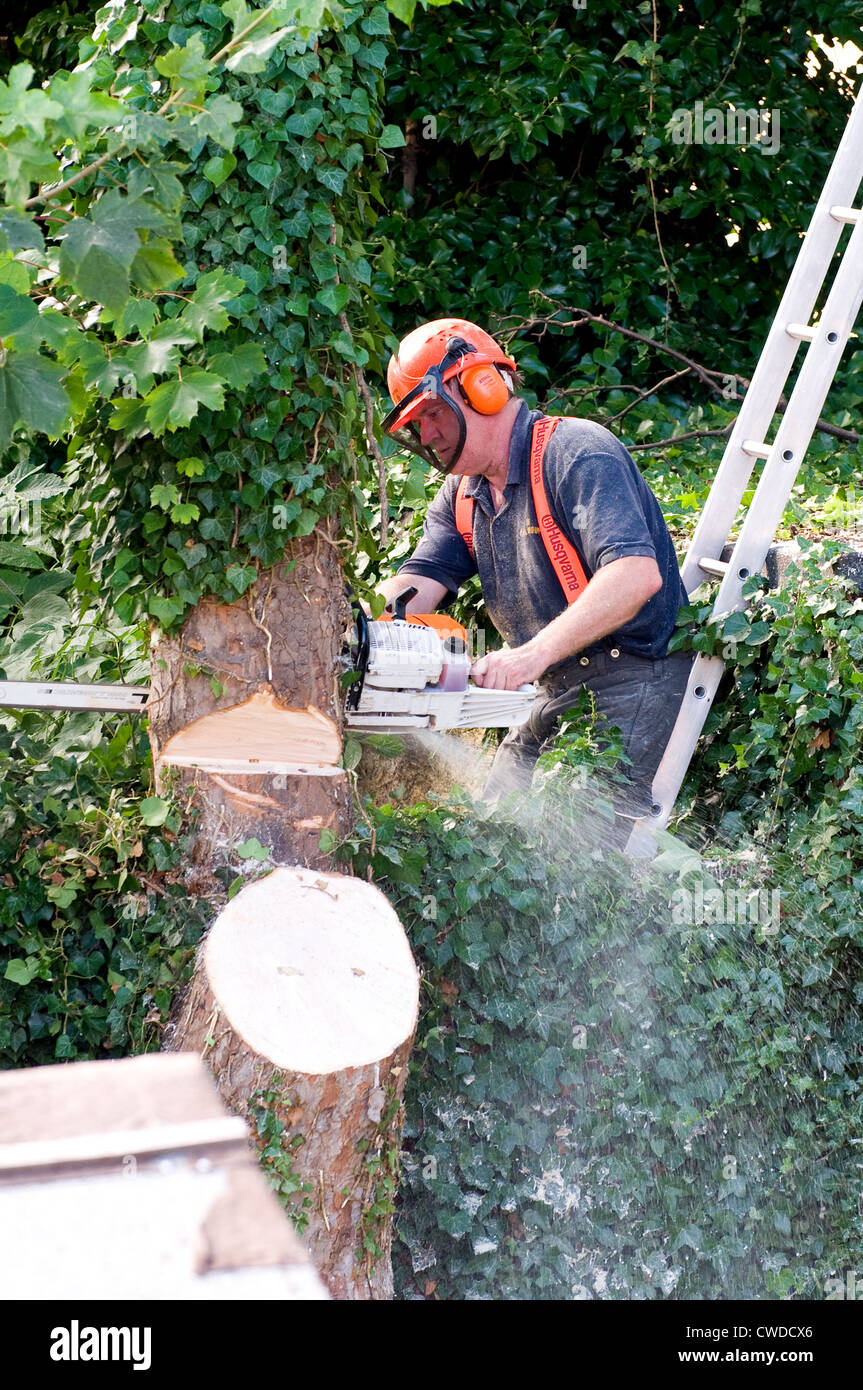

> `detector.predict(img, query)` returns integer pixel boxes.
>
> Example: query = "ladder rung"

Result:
[830,204,862,224]
[741,439,772,458]
[785,321,816,341]
[697,557,730,577]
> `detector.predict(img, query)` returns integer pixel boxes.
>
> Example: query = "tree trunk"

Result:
[147,534,352,884]
[165,865,420,1300]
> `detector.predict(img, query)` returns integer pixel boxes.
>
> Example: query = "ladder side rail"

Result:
[709,209,863,620]
[680,88,863,594]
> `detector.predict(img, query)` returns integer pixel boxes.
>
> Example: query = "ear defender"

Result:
[458,362,511,414]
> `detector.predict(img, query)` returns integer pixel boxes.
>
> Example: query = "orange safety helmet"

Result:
[382,318,518,473]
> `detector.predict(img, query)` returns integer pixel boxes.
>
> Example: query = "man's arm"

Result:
[371,573,450,614]
[470,555,662,690]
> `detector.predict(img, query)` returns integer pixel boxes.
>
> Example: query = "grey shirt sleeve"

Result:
[395,476,478,599]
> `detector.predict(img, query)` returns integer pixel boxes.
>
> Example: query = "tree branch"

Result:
[519,298,861,447]
[627,424,732,452]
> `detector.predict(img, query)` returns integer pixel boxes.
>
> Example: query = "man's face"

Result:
[416,382,464,471]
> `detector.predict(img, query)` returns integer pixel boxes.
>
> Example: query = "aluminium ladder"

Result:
[625,81,863,857]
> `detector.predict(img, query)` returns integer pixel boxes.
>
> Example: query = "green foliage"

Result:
[0,717,209,1063]
[353,1080,403,1273]
[337,773,862,1300]
[381,0,861,384]
[2,0,863,1307]
[248,1077,314,1229]
[0,0,460,639]
[58,0,407,630]
[672,540,863,866]
[329,542,863,1299]
[0,7,279,453]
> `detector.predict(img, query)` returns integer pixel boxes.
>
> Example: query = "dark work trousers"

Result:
[482,647,695,848]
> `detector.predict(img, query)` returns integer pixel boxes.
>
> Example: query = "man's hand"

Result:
[470,556,663,690]
[470,643,548,690]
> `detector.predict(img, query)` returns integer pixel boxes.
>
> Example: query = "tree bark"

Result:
[165,865,420,1299]
[147,534,352,884]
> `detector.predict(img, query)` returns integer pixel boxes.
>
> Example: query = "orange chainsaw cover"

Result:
[378,612,468,641]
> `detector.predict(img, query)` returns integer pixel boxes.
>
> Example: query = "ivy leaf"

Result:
[745,621,772,645]
[0,353,70,450]
[139,796,170,826]
[285,106,324,138]
[207,343,268,390]
[379,124,406,148]
[226,563,257,594]
[362,7,394,34]
[130,238,183,294]
[295,0,327,32]
[150,483,180,511]
[202,151,237,187]
[170,502,200,524]
[154,33,211,103]
[237,836,271,860]
[315,283,351,314]
[148,594,186,626]
[180,269,246,341]
[386,0,417,22]
[672,1223,705,1252]
[4,956,39,986]
[221,0,253,34]
[192,96,244,152]
[144,369,225,433]
[318,828,346,864]
[225,28,294,74]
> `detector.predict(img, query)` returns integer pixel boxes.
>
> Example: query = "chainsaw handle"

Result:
[388,586,419,622]
[346,604,370,712]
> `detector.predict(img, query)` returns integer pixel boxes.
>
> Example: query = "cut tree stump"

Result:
[165,865,420,1300]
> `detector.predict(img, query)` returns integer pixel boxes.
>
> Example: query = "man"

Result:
[374,316,693,838]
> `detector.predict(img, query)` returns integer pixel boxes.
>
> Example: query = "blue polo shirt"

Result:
[397,401,687,662]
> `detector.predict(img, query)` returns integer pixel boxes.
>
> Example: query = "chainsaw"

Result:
[0,587,537,733]
[344,587,537,731]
